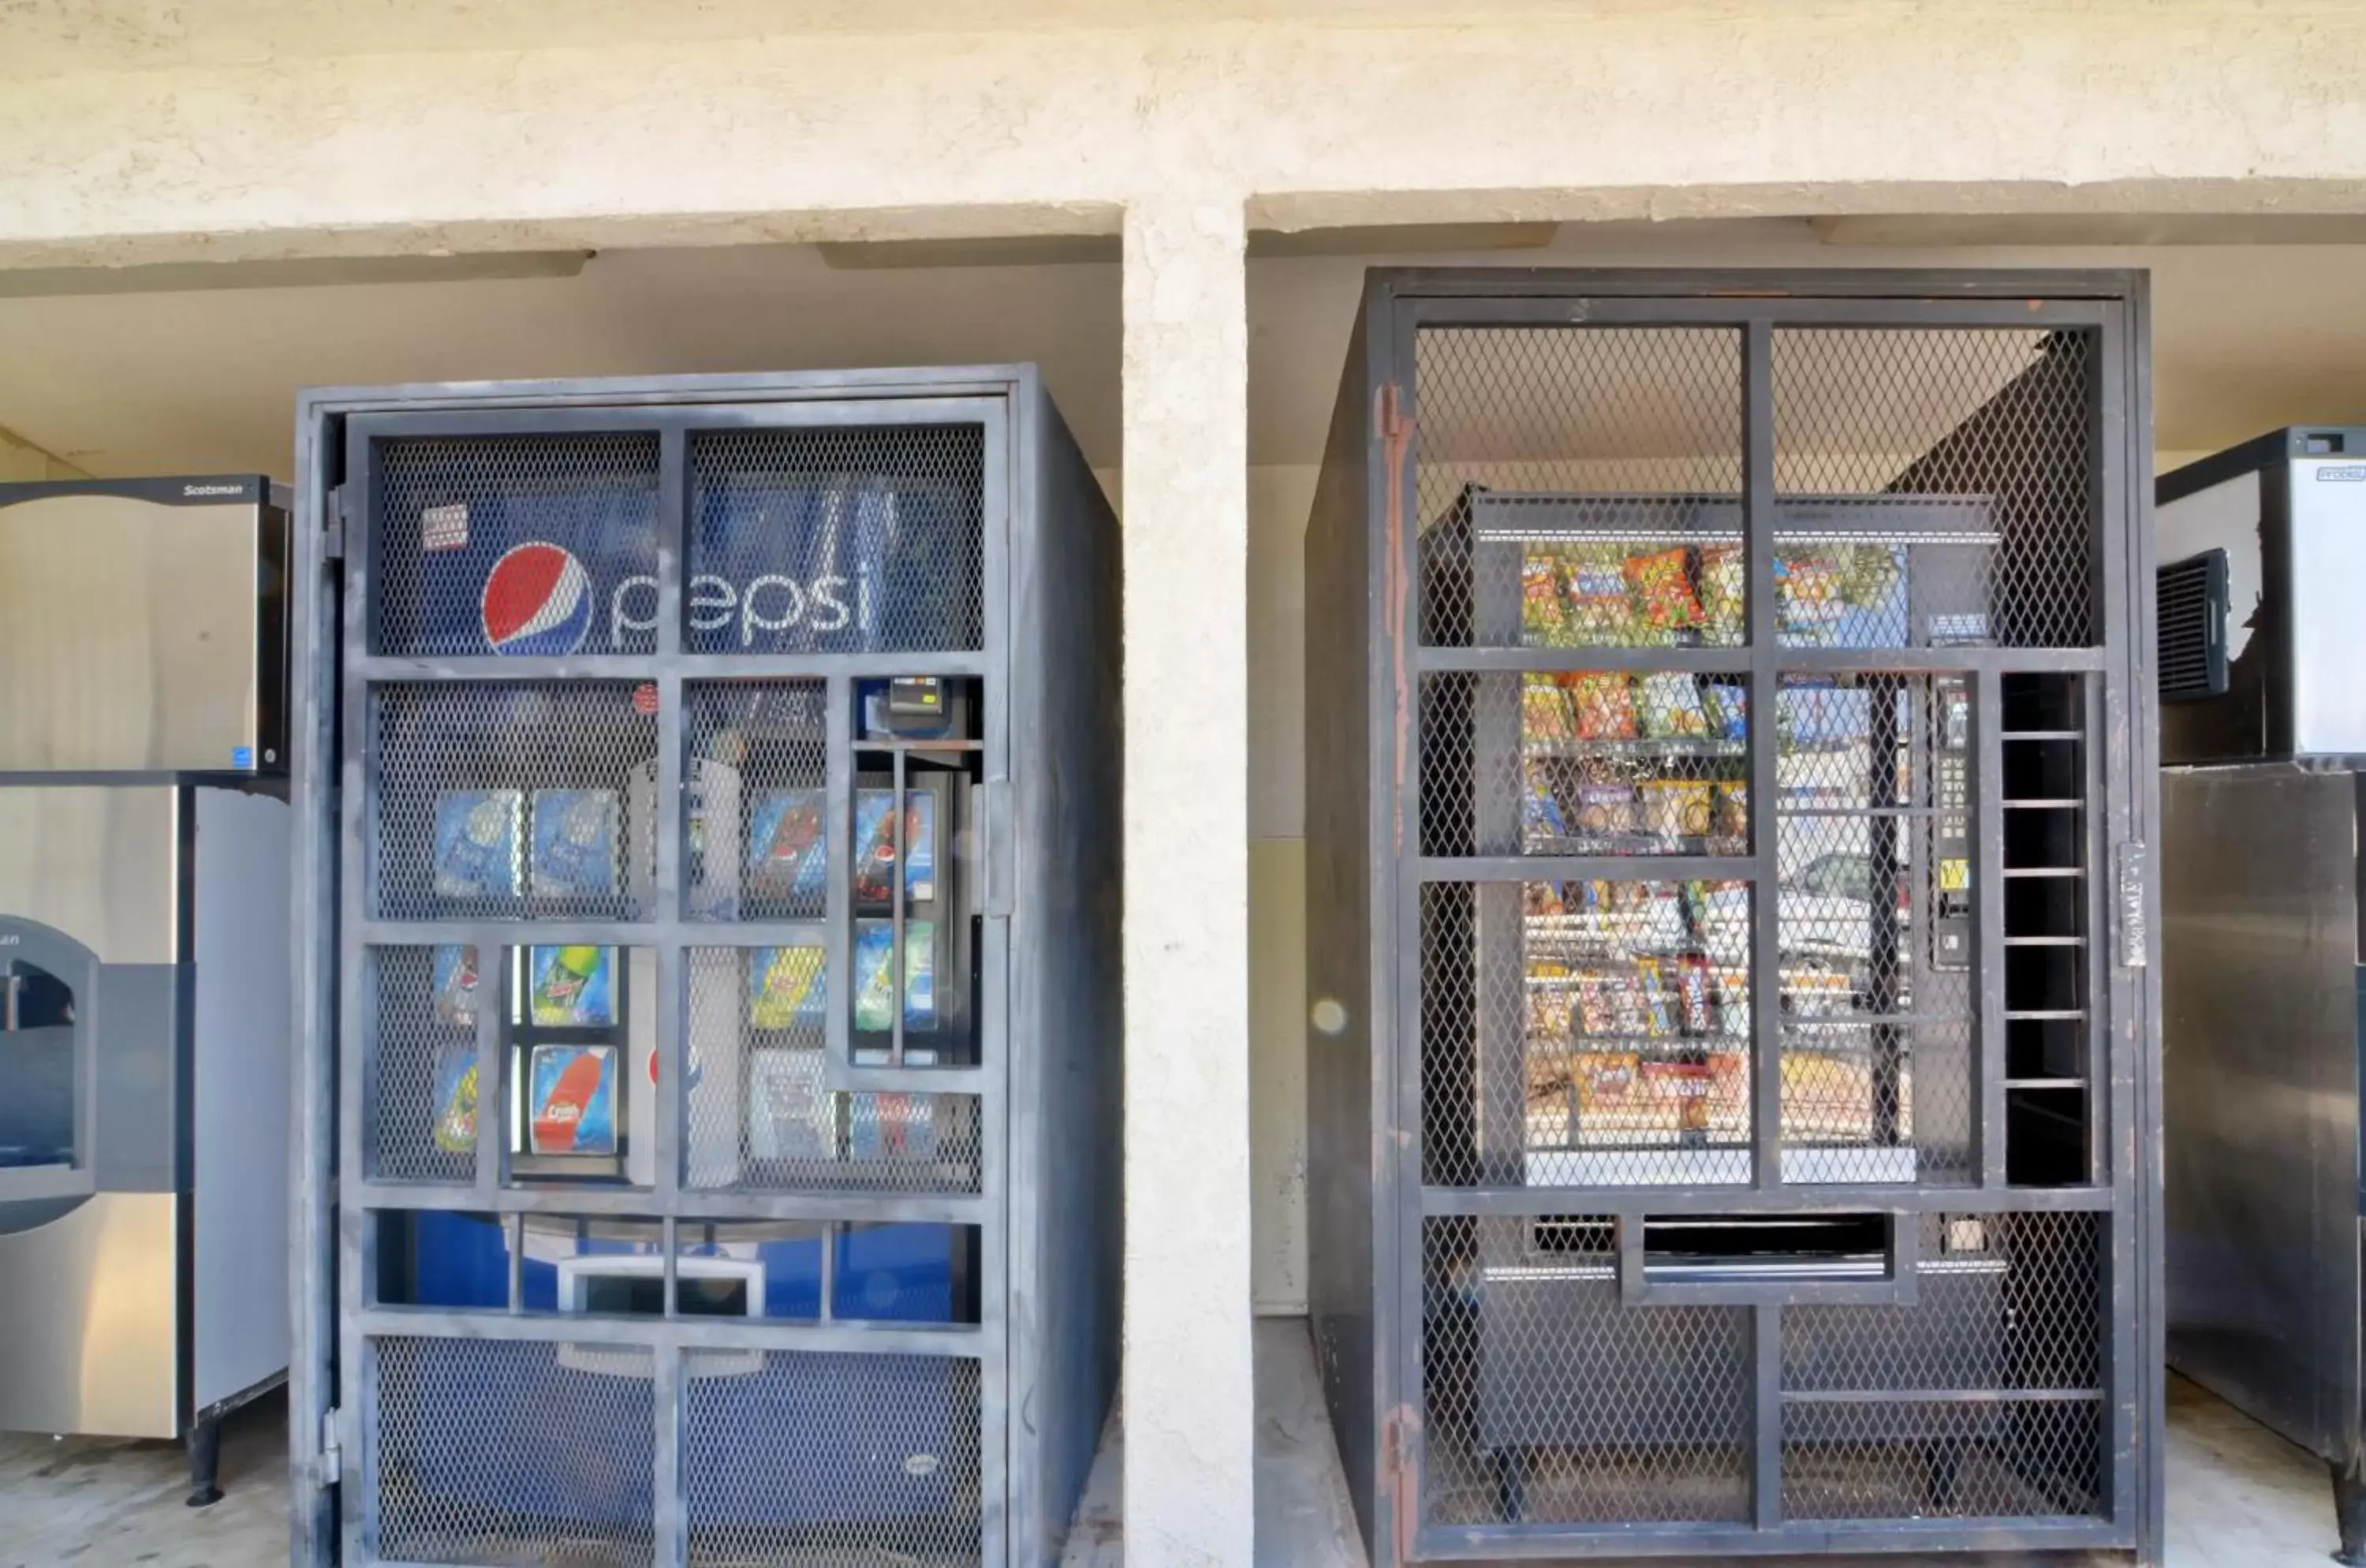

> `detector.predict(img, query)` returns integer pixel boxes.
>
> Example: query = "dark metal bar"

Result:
[1754,1305,1782,1530]
[1977,669,2008,1186]
[1745,319,1782,1195]
[1420,1184,2118,1217]
[1399,293,2114,329]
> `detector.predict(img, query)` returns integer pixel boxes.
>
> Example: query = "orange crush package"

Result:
[1624,546,1703,631]
[1563,672,1639,740]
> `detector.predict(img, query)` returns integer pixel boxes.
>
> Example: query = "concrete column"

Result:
[1121,197,1254,1568]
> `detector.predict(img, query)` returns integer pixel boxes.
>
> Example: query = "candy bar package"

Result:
[1676,952,1718,1035]
[1572,971,1618,1036]
[1522,770,1569,844]
[528,944,616,1028]
[747,943,827,1033]
[1525,961,1573,1039]
[853,919,938,1034]
[744,1047,830,1163]
[1567,673,1639,741]
[432,789,523,902]
[1521,674,1575,743]
[1698,543,1745,640]
[853,789,937,906]
[745,788,827,909]
[1521,555,1571,646]
[526,1043,618,1156]
[1572,782,1636,838]
[1639,779,1716,844]
[1635,673,1711,739]
[1631,959,1677,1037]
[1560,547,1638,643]
[531,789,621,899]
[1624,547,1703,634]
[430,1043,479,1155]
[431,943,480,1032]
[1703,681,1748,743]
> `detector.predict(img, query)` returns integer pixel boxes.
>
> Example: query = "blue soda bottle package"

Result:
[853,790,937,905]
[432,790,523,902]
[532,790,621,898]
[431,943,480,1032]
[848,1092,938,1163]
[746,789,827,907]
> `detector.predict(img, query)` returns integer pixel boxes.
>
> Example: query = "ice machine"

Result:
[2158,427,2366,1562]
[0,475,293,1505]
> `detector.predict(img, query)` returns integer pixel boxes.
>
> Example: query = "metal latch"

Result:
[319,1407,342,1485]
[2115,842,2149,969]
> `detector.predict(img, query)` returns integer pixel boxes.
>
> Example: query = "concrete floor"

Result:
[0,1337,2338,1567]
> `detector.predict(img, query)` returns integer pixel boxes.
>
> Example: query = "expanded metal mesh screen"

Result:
[683,1352,983,1567]
[373,433,662,660]
[371,682,659,921]
[1775,674,1976,1185]
[1421,880,1755,1189]
[347,408,1005,1568]
[1423,1216,1752,1526]
[1389,297,2129,1554]
[1772,329,2097,650]
[1420,671,1750,859]
[364,945,477,1185]
[684,947,983,1194]
[688,427,984,655]
[373,1337,657,1566]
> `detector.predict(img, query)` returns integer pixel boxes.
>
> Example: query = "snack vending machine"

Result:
[290,370,1121,1568]
[0,476,293,1505]
[1309,271,2159,1566]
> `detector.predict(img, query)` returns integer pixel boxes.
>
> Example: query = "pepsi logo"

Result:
[482,543,593,655]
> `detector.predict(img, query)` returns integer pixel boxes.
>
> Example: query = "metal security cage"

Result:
[1305,271,2161,1564]
[289,368,1121,1568]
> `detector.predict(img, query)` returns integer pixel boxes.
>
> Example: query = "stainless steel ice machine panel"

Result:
[0,476,287,775]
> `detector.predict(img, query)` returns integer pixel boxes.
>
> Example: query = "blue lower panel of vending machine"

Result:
[388,1216,971,1527]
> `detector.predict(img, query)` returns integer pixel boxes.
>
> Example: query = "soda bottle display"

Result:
[530,790,621,898]
[432,790,523,902]
[529,945,614,1027]
[527,1044,617,1155]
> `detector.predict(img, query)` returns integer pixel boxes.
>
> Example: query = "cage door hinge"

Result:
[322,483,349,563]
[319,1406,342,1485]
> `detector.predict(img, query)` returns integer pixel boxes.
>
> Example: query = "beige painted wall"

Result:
[0,424,85,482]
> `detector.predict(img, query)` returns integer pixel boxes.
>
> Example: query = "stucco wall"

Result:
[3,4,2366,267]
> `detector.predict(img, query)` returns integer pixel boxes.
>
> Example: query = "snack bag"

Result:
[1640,780,1717,842]
[1625,547,1703,633]
[1698,544,1745,640]
[1636,673,1711,739]
[1521,675,1575,742]
[1711,784,1749,847]
[1521,555,1570,646]
[1774,551,1848,639]
[748,944,827,1032]
[1573,1051,1641,1117]
[1677,952,1718,1035]
[1703,681,1748,743]
[1573,782,1635,838]
[1522,770,1569,843]
[1633,959,1675,1036]
[1572,972,1618,1036]
[1566,673,1639,740]
[1561,547,1636,643]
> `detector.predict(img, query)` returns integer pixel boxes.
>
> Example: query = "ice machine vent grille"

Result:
[2156,549,2228,703]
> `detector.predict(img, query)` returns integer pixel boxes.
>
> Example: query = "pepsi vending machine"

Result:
[291,372,1121,1568]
